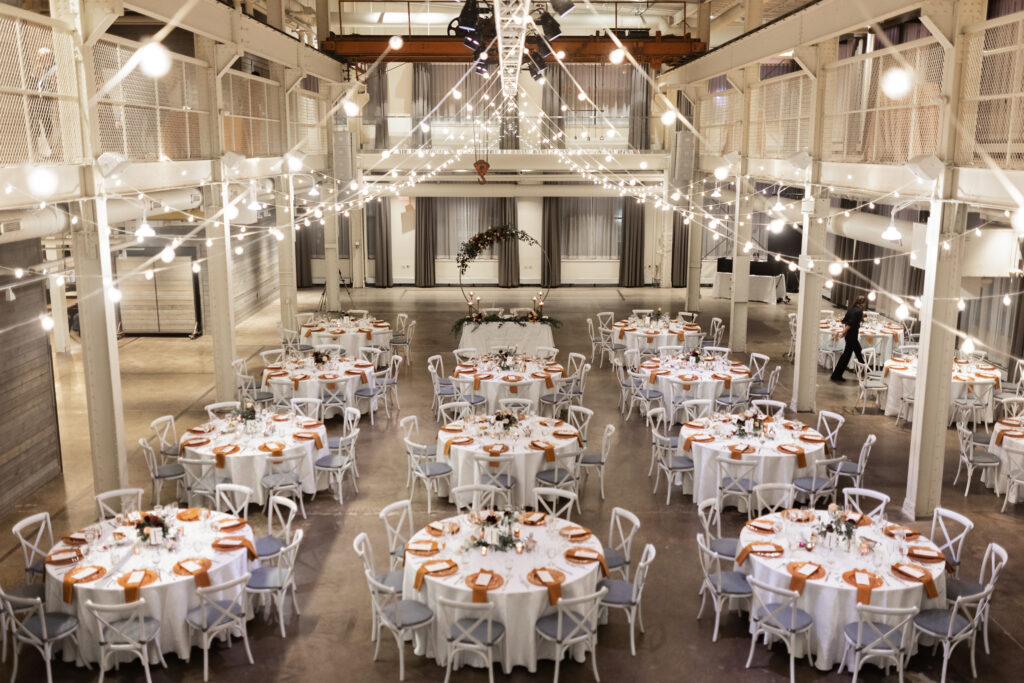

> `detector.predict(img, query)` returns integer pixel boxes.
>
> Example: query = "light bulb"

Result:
[881,67,913,99]
[159,247,175,263]
[55,275,64,287]
[768,218,785,233]
[137,42,171,78]
[881,218,902,242]
[828,261,843,276]
[192,262,201,274]
[914,297,922,309]
[874,258,880,265]
[14,268,24,278]
[40,314,54,331]
[451,88,462,100]
[713,166,729,181]
[957,298,966,311]
[555,50,565,60]
[144,269,154,280]
[205,239,212,247]
[788,262,797,271]
[609,47,625,64]
[1003,294,1012,306]
[661,109,676,126]
[560,104,568,112]
[234,246,243,255]
[26,166,58,198]
[895,303,910,320]
[420,121,430,133]
[670,191,681,201]
[961,337,976,355]
[808,260,815,269]
[224,204,239,220]
[867,290,876,301]
[825,279,834,289]
[388,35,404,50]
[342,98,360,117]
[108,287,122,303]
[286,153,303,172]
[577,91,586,101]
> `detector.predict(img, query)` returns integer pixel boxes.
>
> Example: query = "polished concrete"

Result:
[1,286,1022,682]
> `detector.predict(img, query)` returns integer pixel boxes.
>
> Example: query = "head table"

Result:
[179,412,330,498]
[436,414,583,508]
[735,508,947,671]
[451,354,566,413]
[402,510,605,674]
[457,321,555,357]
[46,507,256,668]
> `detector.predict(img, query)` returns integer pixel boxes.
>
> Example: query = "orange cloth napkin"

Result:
[217,517,248,533]
[530,567,564,605]
[414,559,457,590]
[212,444,239,468]
[174,557,213,588]
[892,563,938,598]
[444,436,473,455]
[212,536,258,561]
[728,443,755,459]
[532,440,556,462]
[473,373,493,390]
[712,372,732,389]
[290,374,309,391]
[294,431,324,449]
[485,443,509,466]
[532,372,555,388]
[553,429,584,448]
[777,443,807,468]
[179,437,210,456]
[118,569,158,603]
[471,570,497,603]
[358,328,373,340]
[649,369,670,384]
[996,429,1024,447]
[62,565,105,603]
[46,549,83,566]
[735,542,783,566]
[683,434,714,452]
[565,548,609,576]
[319,373,340,390]
[346,369,369,384]
[843,570,882,605]
[454,367,477,377]
[177,507,206,522]
[786,562,823,595]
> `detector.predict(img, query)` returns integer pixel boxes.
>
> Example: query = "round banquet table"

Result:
[451,356,566,413]
[179,413,329,498]
[882,357,999,423]
[983,416,1024,502]
[638,356,752,407]
[818,318,904,367]
[436,415,583,508]
[302,316,392,352]
[46,508,255,668]
[402,512,605,673]
[611,319,702,352]
[735,509,947,671]
[678,415,827,510]
[262,356,376,412]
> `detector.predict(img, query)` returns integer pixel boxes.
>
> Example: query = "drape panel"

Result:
[671,210,688,288]
[366,67,389,150]
[618,199,645,287]
[366,199,393,287]
[412,64,432,147]
[558,197,622,259]
[541,197,561,287]
[541,68,566,148]
[494,199,519,287]
[295,223,315,287]
[628,64,651,150]
[415,197,436,287]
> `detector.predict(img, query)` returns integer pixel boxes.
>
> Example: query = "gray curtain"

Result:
[499,110,519,150]
[367,199,392,287]
[412,64,432,147]
[671,210,688,288]
[295,222,315,287]
[495,199,519,287]
[415,197,436,287]
[541,197,561,287]
[541,68,566,149]
[618,199,645,287]
[367,67,389,150]
[628,64,651,150]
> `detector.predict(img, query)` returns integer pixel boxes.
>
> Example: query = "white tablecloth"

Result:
[301,317,392,353]
[262,358,376,413]
[612,320,703,352]
[436,416,582,508]
[736,510,946,671]
[452,358,566,413]
[46,510,255,667]
[882,359,999,423]
[638,357,752,409]
[983,418,1024,501]
[712,272,786,304]
[458,322,554,356]
[180,415,329,497]
[403,513,603,673]
[679,416,826,509]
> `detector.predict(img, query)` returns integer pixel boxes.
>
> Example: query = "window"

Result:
[433,197,511,259]
[558,197,622,260]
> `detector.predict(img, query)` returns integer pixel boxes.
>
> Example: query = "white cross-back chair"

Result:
[793,456,846,509]
[314,429,359,506]
[246,529,303,638]
[749,365,781,401]
[751,399,786,419]
[843,487,890,518]
[696,532,752,641]
[912,584,993,683]
[716,456,758,518]
[437,597,506,683]
[215,483,253,519]
[745,578,815,683]
[267,377,294,413]
[498,397,535,414]
[697,498,737,560]
[12,512,52,584]
[179,457,221,508]
[533,587,607,683]
[596,311,614,329]
[945,541,1008,656]
[439,401,472,424]
[816,410,845,454]
[380,500,414,571]
[150,415,179,460]
[451,484,506,512]
[354,370,390,425]
[405,436,452,515]
[532,487,577,521]
[752,483,796,515]
[748,352,769,383]
[363,570,435,682]
[139,438,184,506]
[953,424,1000,496]
[260,348,284,366]
[838,604,918,683]
[453,348,477,364]
[255,496,297,562]
[579,424,615,499]
[290,397,322,420]
[605,506,640,580]
[185,572,254,682]
[260,451,307,519]
[1,587,87,683]
[95,488,144,522]
[86,597,167,683]
[475,453,518,501]
[353,532,403,641]
[652,430,693,505]
[827,434,875,489]
[205,401,240,421]
[598,543,656,656]
[930,507,974,577]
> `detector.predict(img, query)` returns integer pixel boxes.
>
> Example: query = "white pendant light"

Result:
[881,216,902,242]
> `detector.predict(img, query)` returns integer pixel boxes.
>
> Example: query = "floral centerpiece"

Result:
[813,503,858,550]
[312,350,330,367]
[471,509,518,551]
[135,513,169,542]
[239,401,256,422]
[493,410,518,431]
[688,349,702,364]
[493,348,516,371]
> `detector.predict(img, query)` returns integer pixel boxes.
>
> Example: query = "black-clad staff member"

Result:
[830,295,867,382]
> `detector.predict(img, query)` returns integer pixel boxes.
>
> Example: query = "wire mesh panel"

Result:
[822,39,946,165]
[289,88,327,155]
[0,11,83,166]
[748,72,812,159]
[222,72,282,158]
[93,39,210,161]
[957,15,1024,169]
[698,87,743,156]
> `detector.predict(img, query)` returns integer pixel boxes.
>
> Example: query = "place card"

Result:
[218,538,242,547]
[900,565,925,578]
[50,550,78,562]
[68,533,86,542]
[753,544,777,553]
[537,569,555,584]
[574,549,598,560]
[525,512,545,523]
[408,541,434,552]
[72,566,99,580]
[181,560,203,574]
[424,560,449,572]
[914,548,941,558]
[427,522,444,533]
[797,563,819,577]
[127,570,146,585]
[855,572,870,586]
[748,520,775,532]
[474,571,493,587]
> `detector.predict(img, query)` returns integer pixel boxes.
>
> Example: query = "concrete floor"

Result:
[1,286,1022,683]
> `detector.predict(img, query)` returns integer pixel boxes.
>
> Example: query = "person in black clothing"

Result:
[830,295,867,382]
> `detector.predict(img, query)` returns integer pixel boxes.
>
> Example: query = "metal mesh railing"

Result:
[957,15,1024,169]
[822,39,945,165]
[222,72,283,158]
[289,88,327,154]
[93,38,210,161]
[0,11,83,166]
[748,72,813,159]
[698,88,743,156]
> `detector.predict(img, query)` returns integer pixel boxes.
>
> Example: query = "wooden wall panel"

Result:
[0,239,62,514]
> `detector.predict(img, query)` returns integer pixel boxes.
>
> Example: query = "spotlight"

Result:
[458,0,480,31]
[527,50,547,81]
[550,0,575,16]
[534,10,562,40]
[388,35,404,50]
[136,42,171,78]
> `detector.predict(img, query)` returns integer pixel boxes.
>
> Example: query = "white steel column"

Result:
[277,175,298,327]
[315,0,330,46]
[685,98,703,313]
[45,247,71,354]
[324,114,342,310]
[728,82,754,352]
[347,118,366,288]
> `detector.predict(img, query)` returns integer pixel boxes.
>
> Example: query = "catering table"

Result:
[637,356,752,408]
[818,316,904,367]
[678,414,827,510]
[403,511,605,673]
[436,415,583,508]
[46,507,256,667]
[261,356,376,412]
[179,413,329,498]
[451,356,566,413]
[882,357,1000,423]
[611,319,703,352]
[301,315,392,352]
[983,416,1024,502]
[735,509,946,671]
[712,272,786,304]
[458,322,555,356]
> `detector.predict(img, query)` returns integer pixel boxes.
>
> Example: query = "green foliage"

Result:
[451,313,561,337]
[456,225,539,275]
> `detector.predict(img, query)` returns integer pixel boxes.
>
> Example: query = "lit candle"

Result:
[515,541,524,554]
[514,525,520,538]
[480,546,488,557]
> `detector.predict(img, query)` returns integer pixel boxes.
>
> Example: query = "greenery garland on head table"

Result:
[453,225,560,335]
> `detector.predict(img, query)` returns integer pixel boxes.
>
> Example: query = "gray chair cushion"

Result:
[827,461,861,476]
[793,476,831,493]
[536,468,574,486]
[598,578,635,606]
[972,431,992,445]
[247,566,284,590]
[463,394,486,405]
[24,612,78,640]
[716,396,746,405]
[969,452,1000,465]
[535,611,592,641]
[451,618,505,645]
[914,609,969,637]
[843,621,903,651]
[296,344,313,353]
[160,446,179,459]
[252,391,274,402]
[155,462,185,479]
[709,571,751,595]
[28,558,45,575]
[666,455,694,471]
[390,335,407,345]
[756,604,813,631]
[945,578,983,602]
[382,600,434,629]
[720,477,755,493]
[604,546,627,570]
[579,452,603,465]
[636,389,663,400]
[437,385,456,396]
[186,601,245,630]
[482,473,517,489]
[376,570,404,593]
[261,472,300,489]
[417,461,453,477]
[354,387,387,399]
[254,535,284,558]
[711,537,739,559]
[316,454,353,469]
[103,616,160,644]
[609,343,627,351]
